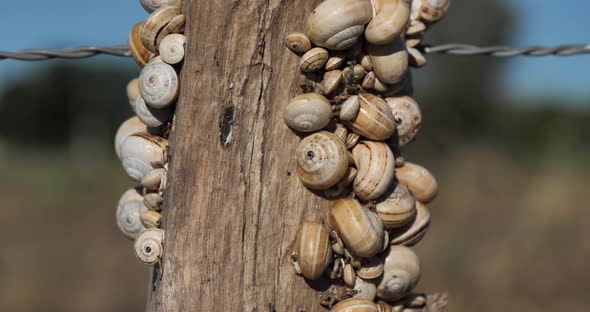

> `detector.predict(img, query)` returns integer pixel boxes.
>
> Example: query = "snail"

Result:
[405,33,423,49]
[296,131,349,190]
[322,70,343,95]
[141,6,182,53]
[120,132,167,182]
[376,245,421,301]
[306,0,373,50]
[140,0,182,13]
[129,22,154,67]
[324,166,357,199]
[142,168,167,192]
[285,32,312,53]
[159,33,186,65]
[395,162,438,203]
[300,47,330,72]
[135,94,172,127]
[134,228,164,265]
[284,93,332,132]
[330,298,379,312]
[342,93,397,141]
[165,14,186,34]
[412,0,451,23]
[358,53,373,71]
[116,188,147,240]
[357,257,385,280]
[126,78,140,112]
[367,37,408,85]
[361,71,376,90]
[376,301,394,312]
[408,47,427,68]
[292,221,333,280]
[325,53,345,71]
[365,0,411,45]
[114,116,149,159]
[343,263,357,288]
[352,141,396,200]
[144,193,164,211]
[406,19,427,36]
[339,95,360,121]
[353,278,378,301]
[385,96,422,147]
[328,198,384,258]
[139,60,179,109]
[141,210,162,228]
[375,183,416,229]
[390,201,431,246]
[333,123,349,143]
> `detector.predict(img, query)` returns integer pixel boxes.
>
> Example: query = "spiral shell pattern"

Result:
[134,228,164,265]
[139,61,179,109]
[297,131,349,190]
[116,188,146,240]
[352,141,396,200]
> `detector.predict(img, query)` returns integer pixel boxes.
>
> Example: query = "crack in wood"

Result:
[220,106,235,148]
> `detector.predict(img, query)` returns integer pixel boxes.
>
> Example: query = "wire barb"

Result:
[0,45,130,61]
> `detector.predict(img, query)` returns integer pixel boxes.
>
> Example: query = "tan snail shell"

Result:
[165,14,186,34]
[330,298,379,312]
[134,228,164,265]
[375,183,416,229]
[328,198,384,258]
[362,71,376,90]
[365,0,411,45]
[339,95,360,121]
[334,123,348,143]
[114,116,149,159]
[300,47,329,73]
[352,141,396,201]
[346,132,361,149]
[126,78,140,112]
[390,201,431,246]
[406,19,427,36]
[293,221,332,280]
[358,53,373,71]
[135,94,172,127]
[376,301,394,312]
[306,0,373,50]
[395,162,438,203]
[412,0,451,23]
[405,33,423,49]
[322,70,343,95]
[353,278,377,301]
[141,6,182,53]
[284,32,312,53]
[357,257,385,279]
[296,131,349,190]
[116,188,147,240]
[408,47,427,68]
[144,193,164,211]
[128,22,154,67]
[343,263,357,288]
[386,96,422,147]
[139,60,179,109]
[325,53,345,71]
[367,38,408,85]
[159,33,186,65]
[140,0,182,13]
[342,93,396,141]
[284,93,332,132]
[120,133,167,182]
[376,245,421,301]
[142,168,167,192]
[141,210,162,228]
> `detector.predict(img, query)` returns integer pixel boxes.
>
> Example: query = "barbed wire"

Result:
[0,43,589,61]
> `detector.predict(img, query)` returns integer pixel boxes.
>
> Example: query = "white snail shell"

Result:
[353,278,377,301]
[284,93,332,132]
[342,93,396,141]
[365,0,411,45]
[386,96,422,147]
[140,0,183,13]
[330,298,378,312]
[300,47,330,73]
[375,183,416,229]
[306,0,373,50]
[412,0,451,23]
[114,116,148,159]
[352,141,396,201]
[160,33,186,65]
[126,78,140,112]
[395,162,438,203]
[141,6,182,53]
[135,94,172,127]
[139,61,179,109]
[390,201,431,246]
[294,221,333,280]
[284,32,312,53]
[120,133,167,182]
[367,37,408,85]
[296,131,349,190]
[376,245,421,301]
[116,188,147,240]
[134,228,164,265]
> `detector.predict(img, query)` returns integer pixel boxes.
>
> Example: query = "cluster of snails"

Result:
[114,0,186,266]
[285,0,449,311]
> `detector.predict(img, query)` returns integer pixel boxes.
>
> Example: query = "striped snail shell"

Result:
[120,133,167,182]
[114,116,148,159]
[375,183,416,229]
[134,228,164,265]
[300,47,330,73]
[284,93,332,133]
[140,0,183,13]
[116,188,147,240]
[390,201,431,246]
[160,33,186,65]
[365,0,411,45]
[357,257,385,280]
[284,32,312,54]
[306,0,373,50]
[296,131,349,190]
[129,22,154,67]
[330,298,379,312]
[139,61,179,109]
[376,245,421,301]
[135,94,172,127]
[352,141,396,201]
[367,37,408,85]
[342,93,396,141]
[386,96,422,147]
[322,69,343,95]
[141,6,182,53]
[353,278,377,301]
[395,162,438,203]
[293,221,333,280]
[328,198,384,258]
[339,95,360,121]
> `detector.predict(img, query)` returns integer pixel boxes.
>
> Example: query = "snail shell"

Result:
[353,278,377,301]
[141,210,162,228]
[306,0,373,50]
[334,123,349,143]
[159,34,186,65]
[362,71,376,90]
[135,94,172,127]
[376,245,421,301]
[352,141,396,201]
[120,133,167,182]
[324,166,357,199]
[300,47,329,73]
[134,228,164,265]
[376,301,394,312]
[358,257,385,279]
[367,38,408,85]
[346,132,361,149]
[128,22,154,67]
[405,33,423,49]
[114,116,148,159]
[284,93,332,132]
[116,188,146,240]
[140,0,182,13]
[325,53,345,71]
[339,95,360,122]
[141,6,182,53]
[343,93,396,141]
[330,298,379,312]
[322,70,343,95]
[139,61,179,109]
[343,263,357,288]
[395,162,438,203]
[144,192,164,211]
[126,78,140,112]
[408,47,426,68]
[365,0,411,45]
[375,183,416,229]
[386,96,422,147]
[412,0,451,23]
[165,14,186,34]
[142,168,167,192]
[328,198,384,258]
[390,201,431,246]
[294,221,333,280]
[358,53,373,71]
[297,131,349,190]
[284,32,312,53]
[406,19,427,36]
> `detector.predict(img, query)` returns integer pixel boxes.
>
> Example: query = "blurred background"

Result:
[0,0,589,311]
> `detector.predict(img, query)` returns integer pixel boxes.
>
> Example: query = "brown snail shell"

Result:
[367,38,408,85]
[339,95,360,121]
[285,32,312,53]
[326,53,346,71]
[141,6,182,53]
[300,47,329,73]
[390,201,431,246]
[352,141,396,201]
[375,183,416,229]
[330,298,379,312]
[395,162,438,203]
[328,198,384,258]
[284,93,332,132]
[365,0,411,45]
[297,131,350,190]
[293,221,333,280]
[134,228,164,265]
[322,70,343,95]
[128,22,154,67]
[376,246,421,301]
[126,78,140,112]
[386,96,422,147]
[357,257,385,279]
[343,263,357,288]
[342,93,396,141]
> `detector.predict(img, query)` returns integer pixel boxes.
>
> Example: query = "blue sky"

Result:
[0,0,588,107]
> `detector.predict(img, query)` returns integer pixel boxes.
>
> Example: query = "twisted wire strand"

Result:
[0,43,589,61]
